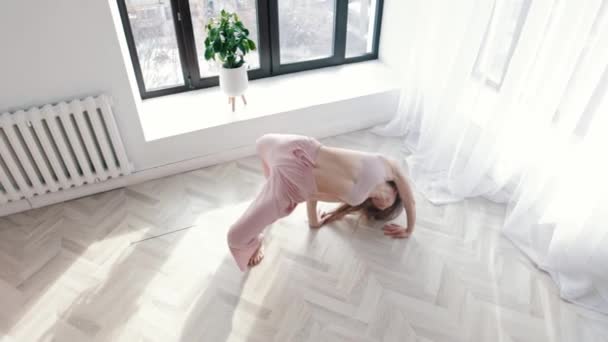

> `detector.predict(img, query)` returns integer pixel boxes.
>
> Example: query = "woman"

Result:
[227,133,416,271]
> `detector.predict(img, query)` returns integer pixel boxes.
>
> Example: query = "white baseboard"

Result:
[2,119,393,217]
[24,143,253,211]
[0,142,258,217]
[0,200,32,217]
[0,90,396,216]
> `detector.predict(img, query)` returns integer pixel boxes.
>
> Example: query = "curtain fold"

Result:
[375,0,608,313]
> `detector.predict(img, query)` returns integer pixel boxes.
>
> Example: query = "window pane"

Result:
[485,0,529,87]
[472,0,530,90]
[279,0,336,64]
[189,0,260,77]
[345,0,377,58]
[125,0,184,91]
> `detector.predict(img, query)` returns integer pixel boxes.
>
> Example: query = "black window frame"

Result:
[117,0,384,100]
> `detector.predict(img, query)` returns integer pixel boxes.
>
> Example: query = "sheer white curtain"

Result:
[375,0,608,313]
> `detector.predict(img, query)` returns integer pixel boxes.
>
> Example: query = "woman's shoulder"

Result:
[376,154,400,180]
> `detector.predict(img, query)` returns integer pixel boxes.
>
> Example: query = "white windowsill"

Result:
[138,61,399,141]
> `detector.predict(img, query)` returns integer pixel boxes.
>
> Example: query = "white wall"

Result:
[1,0,399,175]
[1,0,147,167]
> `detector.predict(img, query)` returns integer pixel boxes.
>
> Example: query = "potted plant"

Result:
[204,10,257,111]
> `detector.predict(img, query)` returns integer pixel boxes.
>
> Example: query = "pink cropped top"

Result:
[344,154,391,206]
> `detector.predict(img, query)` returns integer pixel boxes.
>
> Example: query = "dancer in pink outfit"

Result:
[227,133,417,271]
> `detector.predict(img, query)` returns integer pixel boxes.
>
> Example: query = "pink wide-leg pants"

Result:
[227,134,322,271]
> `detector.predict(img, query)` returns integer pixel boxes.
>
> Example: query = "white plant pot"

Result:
[219,64,249,96]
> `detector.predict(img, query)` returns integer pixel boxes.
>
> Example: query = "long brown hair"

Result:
[323,181,403,224]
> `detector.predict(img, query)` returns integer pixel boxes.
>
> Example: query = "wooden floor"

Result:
[1,130,607,342]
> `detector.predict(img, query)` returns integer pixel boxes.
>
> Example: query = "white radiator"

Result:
[0,94,132,204]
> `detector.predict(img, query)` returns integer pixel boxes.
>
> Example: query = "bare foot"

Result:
[248,244,264,267]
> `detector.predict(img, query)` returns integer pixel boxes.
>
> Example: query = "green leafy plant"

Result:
[204,10,257,69]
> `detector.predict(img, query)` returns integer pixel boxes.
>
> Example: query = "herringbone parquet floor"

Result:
[1,130,607,342]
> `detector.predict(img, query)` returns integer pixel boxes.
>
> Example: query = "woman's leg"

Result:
[256,134,280,179]
[227,174,293,271]
[227,133,317,271]
[261,159,270,179]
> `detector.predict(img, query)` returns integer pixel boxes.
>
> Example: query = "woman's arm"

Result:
[308,199,347,228]
[307,200,329,228]
[385,157,417,237]
[307,200,319,227]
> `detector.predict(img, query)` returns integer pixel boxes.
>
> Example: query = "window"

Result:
[346,0,378,58]
[123,0,184,91]
[277,0,336,64]
[189,0,261,75]
[472,0,531,90]
[117,0,384,99]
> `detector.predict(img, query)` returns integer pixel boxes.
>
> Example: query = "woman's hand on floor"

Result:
[382,223,413,238]
[309,210,330,229]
